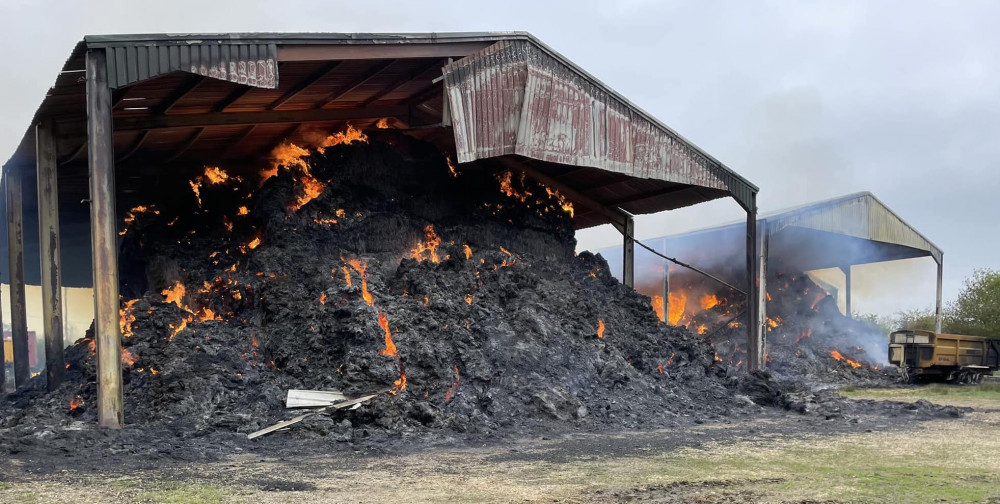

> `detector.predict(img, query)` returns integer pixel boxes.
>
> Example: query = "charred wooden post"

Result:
[745,197,762,371]
[36,119,65,390]
[622,216,635,289]
[6,163,30,388]
[86,49,124,429]
[756,223,769,368]
[935,258,943,333]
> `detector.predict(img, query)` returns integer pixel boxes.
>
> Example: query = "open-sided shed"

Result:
[603,192,943,362]
[0,32,759,427]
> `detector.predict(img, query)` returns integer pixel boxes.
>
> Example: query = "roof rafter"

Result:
[313,60,395,109]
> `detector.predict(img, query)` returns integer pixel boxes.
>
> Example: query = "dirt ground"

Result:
[2,385,999,504]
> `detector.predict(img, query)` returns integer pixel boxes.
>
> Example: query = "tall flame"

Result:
[596,319,606,339]
[667,292,687,325]
[651,295,665,321]
[347,259,374,306]
[378,311,397,357]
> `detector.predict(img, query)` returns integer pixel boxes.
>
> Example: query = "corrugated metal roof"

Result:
[0,32,761,287]
[443,39,757,212]
[760,192,941,263]
[101,41,278,89]
[614,191,941,277]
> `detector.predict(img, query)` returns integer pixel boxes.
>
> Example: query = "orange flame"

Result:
[464,294,473,305]
[446,156,459,178]
[667,292,687,325]
[496,171,531,202]
[161,282,186,308]
[378,311,398,357]
[411,225,442,263]
[190,167,239,206]
[463,244,473,260]
[168,316,191,340]
[376,118,390,129]
[120,298,139,337]
[119,205,160,235]
[697,324,708,335]
[651,295,665,322]
[317,125,368,152]
[341,266,353,287]
[319,291,328,305]
[766,316,782,330]
[700,294,719,310]
[830,350,862,368]
[237,206,249,215]
[69,396,84,411]
[347,259,374,306]
[393,372,407,393]
[597,319,606,338]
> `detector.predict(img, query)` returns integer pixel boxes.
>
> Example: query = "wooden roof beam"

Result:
[161,128,206,164]
[358,59,444,107]
[267,61,344,110]
[112,105,410,132]
[156,75,207,115]
[313,60,395,109]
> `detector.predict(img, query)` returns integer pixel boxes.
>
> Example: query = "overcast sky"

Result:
[0,0,997,316]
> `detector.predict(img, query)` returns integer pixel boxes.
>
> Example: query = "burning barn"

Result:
[0,32,764,435]
[601,191,942,383]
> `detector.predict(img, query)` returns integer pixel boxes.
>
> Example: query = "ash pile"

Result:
[657,271,898,386]
[0,129,762,452]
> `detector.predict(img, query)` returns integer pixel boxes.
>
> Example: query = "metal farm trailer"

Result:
[889,329,1000,383]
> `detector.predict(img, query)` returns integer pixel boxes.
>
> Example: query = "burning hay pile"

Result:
[651,271,898,386]
[1,129,766,452]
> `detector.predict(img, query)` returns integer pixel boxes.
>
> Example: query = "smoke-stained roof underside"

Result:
[0,32,757,287]
[603,192,942,288]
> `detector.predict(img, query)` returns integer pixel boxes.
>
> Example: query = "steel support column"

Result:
[661,240,670,323]
[842,265,852,319]
[745,197,762,371]
[6,164,29,388]
[622,215,635,289]
[87,49,124,429]
[755,223,768,369]
[935,257,943,333]
[37,119,65,391]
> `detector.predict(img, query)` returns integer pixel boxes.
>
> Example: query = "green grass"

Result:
[840,383,1000,407]
[139,483,228,504]
[0,482,12,490]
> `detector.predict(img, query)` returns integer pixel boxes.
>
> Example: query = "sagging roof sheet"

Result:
[442,39,756,212]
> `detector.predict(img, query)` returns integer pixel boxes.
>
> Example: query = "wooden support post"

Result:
[37,119,65,391]
[87,49,124,429]
[756,223,769,369]
[622,215,635,289]
[935,257,943,333]
[6,164,29,388]
[745,198,762,372]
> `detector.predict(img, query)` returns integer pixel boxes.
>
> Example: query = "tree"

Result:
[947,268,1000,339]
[893,309,938,332]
